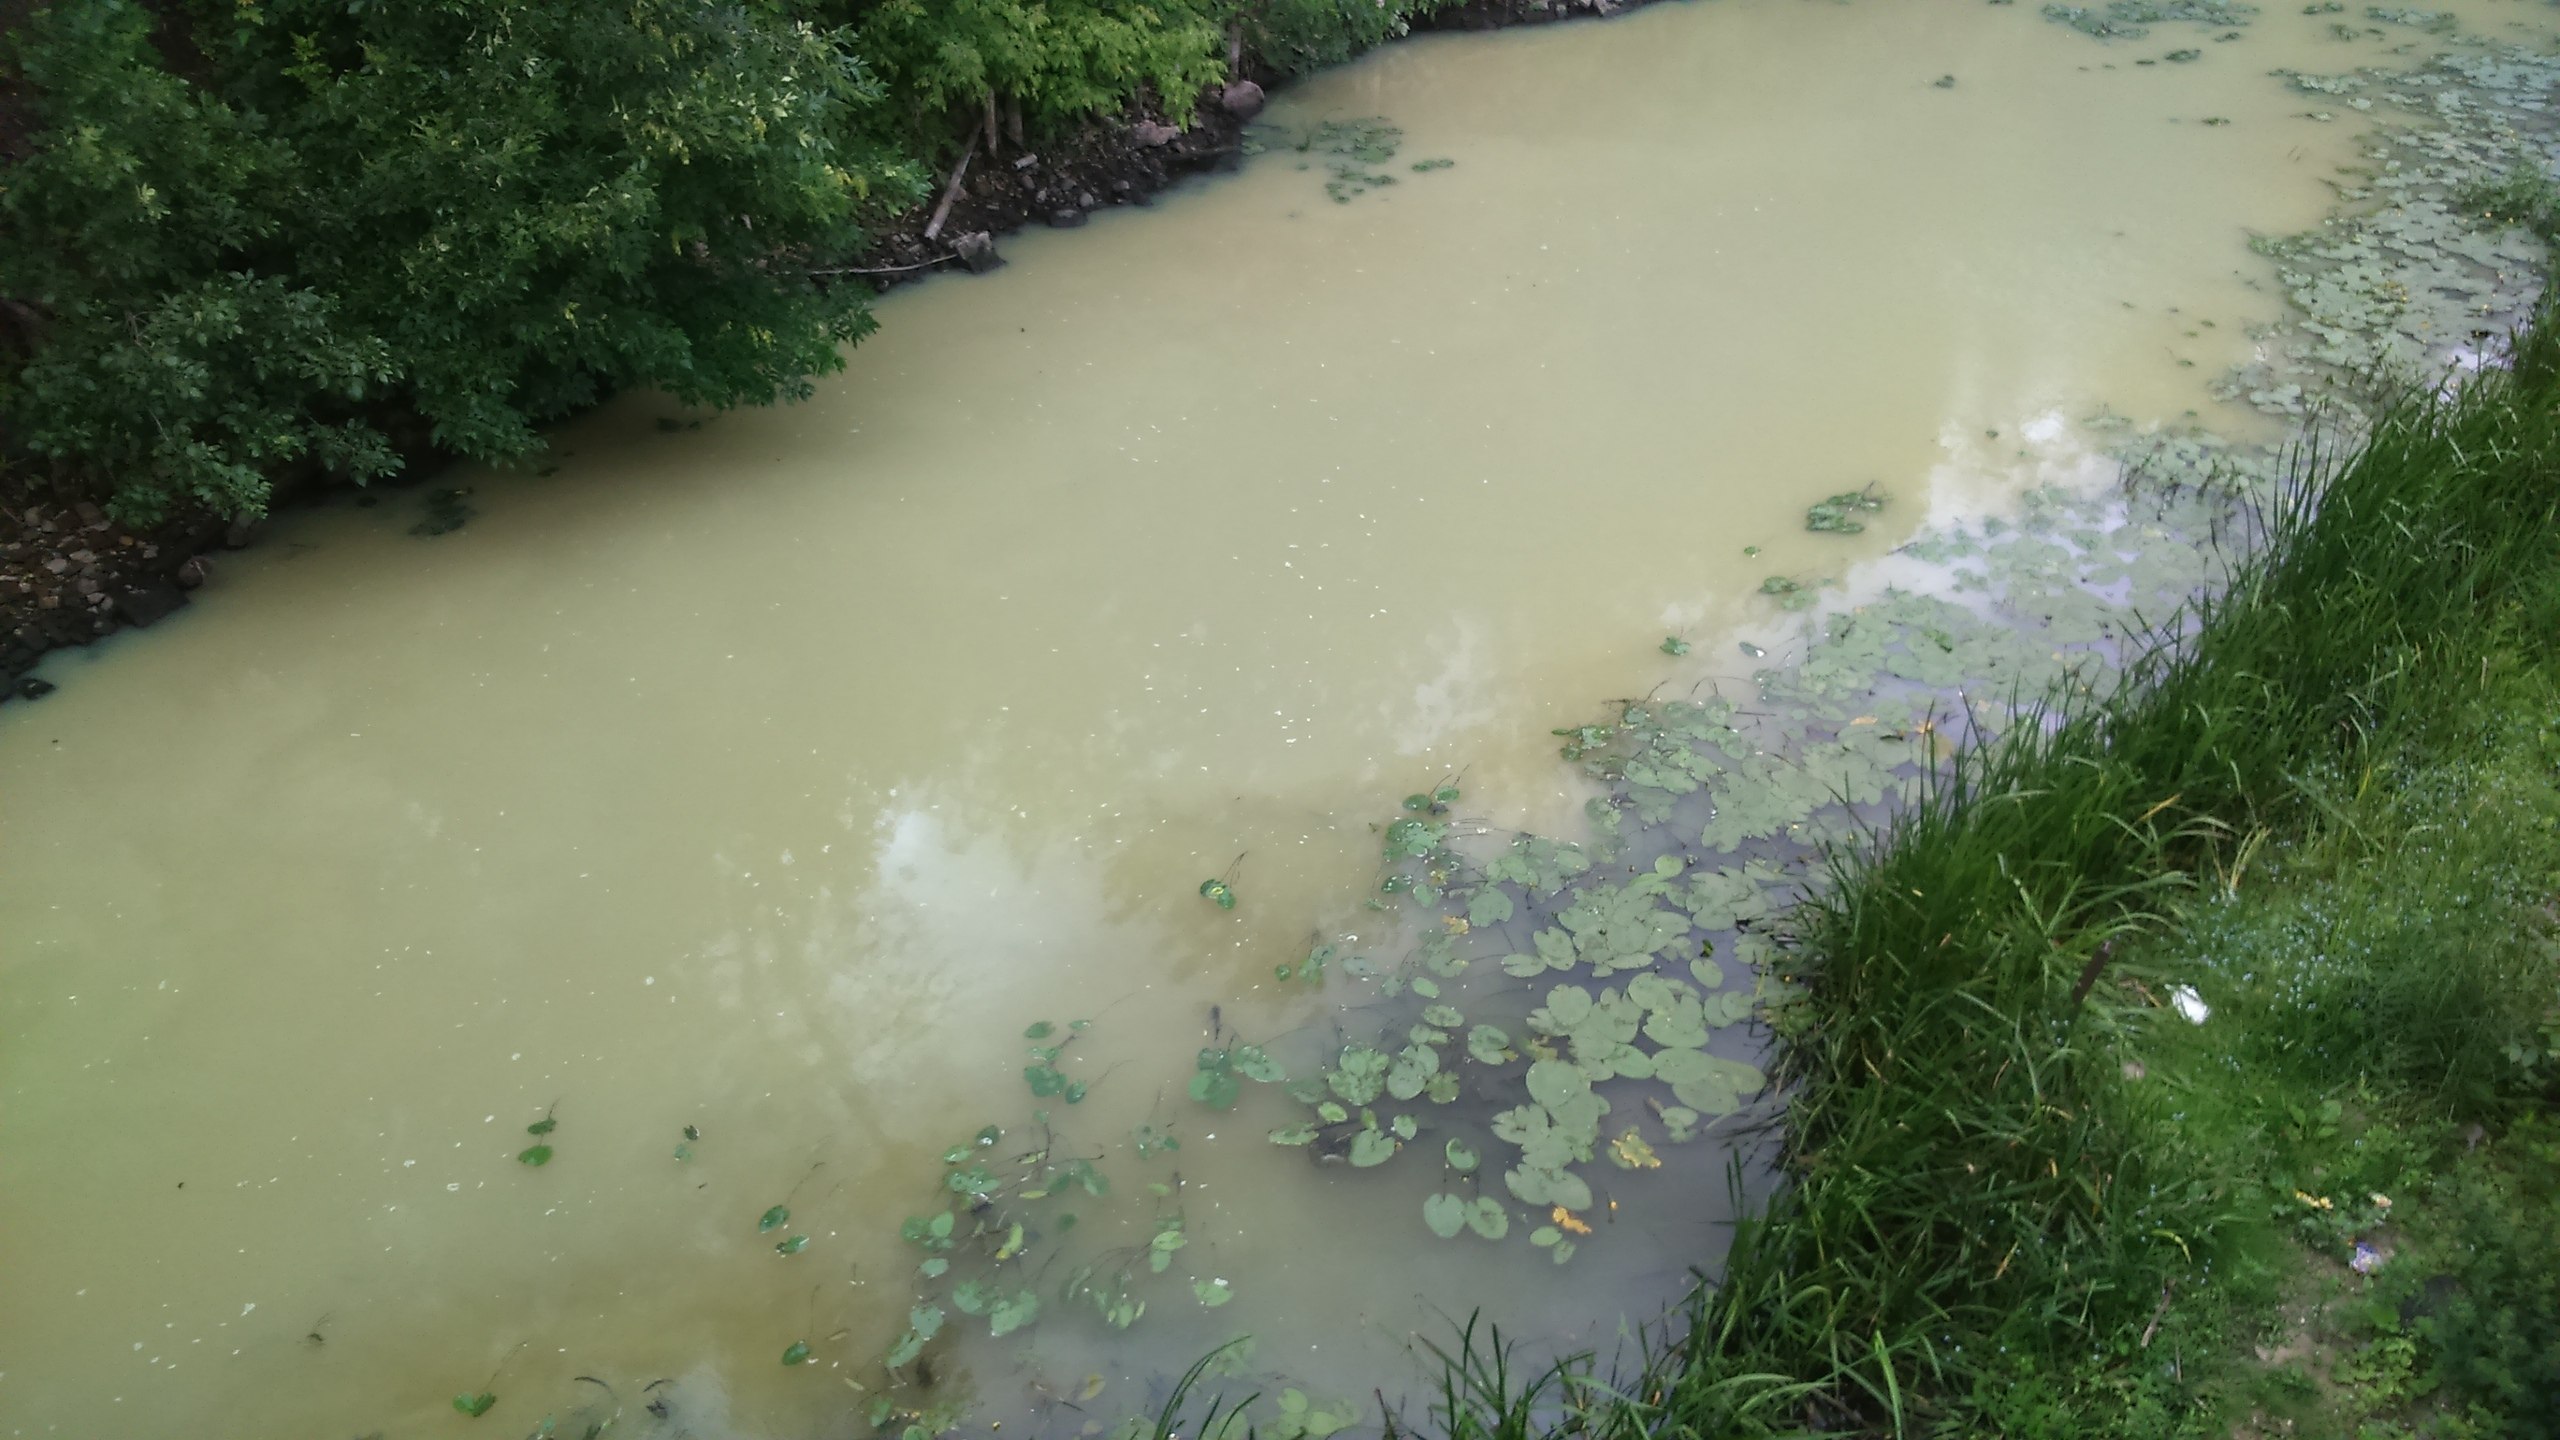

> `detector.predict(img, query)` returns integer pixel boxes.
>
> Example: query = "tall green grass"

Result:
[1421,302,2560,1438]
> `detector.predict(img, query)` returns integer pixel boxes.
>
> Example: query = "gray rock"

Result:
[1221,81,1266,120]
[951,231,1005,274]
[1132,120,1180,148]
[116,583,187,627]
[1047,208,1087,229]
[13,677,55,701]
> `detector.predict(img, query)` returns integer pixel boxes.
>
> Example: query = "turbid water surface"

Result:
[7,2,2558,1436]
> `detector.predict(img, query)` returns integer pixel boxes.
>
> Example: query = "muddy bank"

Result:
[0,0,1667,703]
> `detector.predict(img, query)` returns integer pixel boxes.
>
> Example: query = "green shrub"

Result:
[1246,0,1451,77]
[840,0,1228,139]
[2391,1117,2560,1436]
[1,0,923,523]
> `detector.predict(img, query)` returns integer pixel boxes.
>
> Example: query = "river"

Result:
[4,2,2554,1436]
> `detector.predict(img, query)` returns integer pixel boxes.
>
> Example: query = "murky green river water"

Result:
[6,2,2557,1436]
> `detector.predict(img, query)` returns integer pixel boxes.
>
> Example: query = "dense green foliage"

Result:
[0,0,1455,525]
[0,0,925,523]
[841,0,1227,139]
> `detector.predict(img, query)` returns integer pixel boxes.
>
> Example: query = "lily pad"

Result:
[1445,1138,1480,1172]
[1423,1192,1468,1238]
[989,1290,1040,1337]
[1348,1128,1398,1167]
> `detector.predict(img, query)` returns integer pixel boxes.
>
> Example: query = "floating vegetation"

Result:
[1198,854,1243,911]
[1802,485,1886,533]
[452,1391,496,1418]
[1024,1017,1093,1102]
[2041,0,2257,40]
[410,486,474,537]
[1245,117,1460,203]
[1659,635,1691,656]
[2367,5,2454,33]
[517,1106,557,1167]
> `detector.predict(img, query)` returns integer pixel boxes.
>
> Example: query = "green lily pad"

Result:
[1467,1197,1510,1240]
[1423,1192,1468,1238]
[774,1234,809,1255]
[757,1204,789,1233]
[1188,1069,1243,1110]
[1386,1044,1439,1101]
[517,1145,552,1167]
[783,1340,813,1366]
[1269,1123,1318,1146]
[989,1291,1040,1337]
[1445,1138,1480,1172]
[1233,1045,1286,1083]
[1327,1045,1390,1105]
[1348,1128,1397,1167]
[453,1392,497,1418]
[1467,1025,1514,1065]
[1194,1278,1235,1307]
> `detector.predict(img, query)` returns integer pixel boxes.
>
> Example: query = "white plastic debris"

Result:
[2169,985,2211,1025]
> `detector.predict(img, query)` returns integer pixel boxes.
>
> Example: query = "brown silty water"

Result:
[4,2,2553,1436]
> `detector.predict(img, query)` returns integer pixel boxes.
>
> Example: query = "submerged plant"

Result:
[1803,485,1886,533]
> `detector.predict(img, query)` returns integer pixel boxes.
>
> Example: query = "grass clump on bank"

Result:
[1418,302,2560,1436]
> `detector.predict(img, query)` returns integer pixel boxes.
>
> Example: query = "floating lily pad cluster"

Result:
[863,1018,1261,1427]
[2229,46,2560,421]
[1803,486,1887,533]
[2041,0,2257,40]
[1243,116,1465,204]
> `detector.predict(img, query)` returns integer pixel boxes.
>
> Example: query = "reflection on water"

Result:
[5,1,2552,1435]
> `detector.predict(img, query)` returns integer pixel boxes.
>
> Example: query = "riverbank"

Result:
[1397,283,2560,1439]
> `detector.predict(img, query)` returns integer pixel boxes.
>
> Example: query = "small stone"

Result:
[222,516,264,549]
[117,583,187,627]
[1076,191,1098,209]
[1221,81,1266,120]
[1047,208,1086,229]
[950,231,1004,274]
[175,555,213,589]
[1132,120,1180,148]
[41,556,67,575]
[13,676,55,701]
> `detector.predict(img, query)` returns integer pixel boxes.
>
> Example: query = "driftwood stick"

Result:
[2067,938,2117,1010]
[923,119,983,243]
[808,255,956,278]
